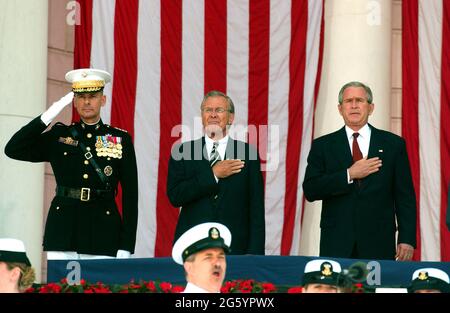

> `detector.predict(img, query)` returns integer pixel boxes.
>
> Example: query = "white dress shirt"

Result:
[205,134,229,182]
[345,124,371,183]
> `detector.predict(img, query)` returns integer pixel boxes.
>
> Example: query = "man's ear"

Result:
[10,267,21,282]
[183,261,192,274]
[369,102,375,115]
[101,95,107,107]
[227,113,234,125]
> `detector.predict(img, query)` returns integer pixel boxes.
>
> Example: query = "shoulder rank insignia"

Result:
[106,124,128,133]
[58,136,78,146]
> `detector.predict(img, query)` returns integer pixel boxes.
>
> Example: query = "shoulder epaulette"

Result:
[106,124,128,133]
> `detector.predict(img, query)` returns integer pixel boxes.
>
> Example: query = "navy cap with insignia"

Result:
[302,259,342,286]
[0,238,31,266]
[408,268,450,293]
[65,68,111,93]
[172,222,232,265]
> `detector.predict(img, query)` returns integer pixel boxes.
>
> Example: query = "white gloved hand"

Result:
[41,92,74,126]
[116,250,131,259]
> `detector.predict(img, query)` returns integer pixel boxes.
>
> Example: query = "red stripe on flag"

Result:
[301,0,325,228]
[402,0,421,260]
[155,0,183,256]
[74,0,93,70]
[109,0,139,216]
[204,0,227,93]
[281,0,308,255]
[314,0,324,111]
[248,0,270,179]
[440,0,450,261]
[73,0,93,122]
[110,0,139,138]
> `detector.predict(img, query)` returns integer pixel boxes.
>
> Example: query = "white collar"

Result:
[205,134,229,146]
[182,282,218,293]
[345,124,371,140]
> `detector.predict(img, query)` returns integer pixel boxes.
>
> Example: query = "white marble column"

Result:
[299,0,392,256]
[0,0,48,281]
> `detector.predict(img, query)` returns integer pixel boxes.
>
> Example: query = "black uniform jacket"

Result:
[5,116,138,256]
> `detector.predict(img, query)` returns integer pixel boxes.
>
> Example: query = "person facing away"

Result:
[303,81,416,261]
[167,90,265,255]
[172,222,231,293]
[301,259,342,293]
[0,238,36,293]
[408,268,450,293]
[4,69,138,260]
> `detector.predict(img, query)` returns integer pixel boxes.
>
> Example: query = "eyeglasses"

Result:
[202,107,230,114]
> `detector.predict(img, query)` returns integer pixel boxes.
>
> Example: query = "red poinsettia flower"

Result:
[287,286,303,293]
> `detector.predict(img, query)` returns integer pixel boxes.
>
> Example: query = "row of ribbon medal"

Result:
[95,135,122,159]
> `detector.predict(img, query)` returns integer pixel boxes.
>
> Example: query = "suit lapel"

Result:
[333,127,353,168]
[360,124,385,190]
[218,138,236,194]
[224,137,235,160]
[200,137,210,167]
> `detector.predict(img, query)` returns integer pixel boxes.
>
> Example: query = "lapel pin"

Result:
[378,149,383,153]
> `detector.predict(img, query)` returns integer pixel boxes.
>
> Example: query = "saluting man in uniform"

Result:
[4,69,138,260]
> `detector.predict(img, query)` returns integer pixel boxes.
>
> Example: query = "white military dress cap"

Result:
[65,68,112,93]
[172,222,232,265]
[302,259,342,286]
[409,267,450,293]
[0,238,31,266]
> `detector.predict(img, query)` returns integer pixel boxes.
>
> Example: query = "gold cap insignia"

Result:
[210,227,220,240]
[321,263,333,276]
[418,271,428,280]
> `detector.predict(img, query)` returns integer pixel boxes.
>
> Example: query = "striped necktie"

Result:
[209,142,221,167]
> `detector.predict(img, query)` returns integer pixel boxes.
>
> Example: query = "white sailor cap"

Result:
[172,222,232,265]
[65,68,111,93]
[302,259,342,286]
[0,238,31,266]
[409,268,450,293]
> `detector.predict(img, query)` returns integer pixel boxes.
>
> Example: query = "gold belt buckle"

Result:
[80,188,90,201]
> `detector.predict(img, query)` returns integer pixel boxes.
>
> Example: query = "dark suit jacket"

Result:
[167,137,265,255]
[303,124,417,260]
[4,116,138,256]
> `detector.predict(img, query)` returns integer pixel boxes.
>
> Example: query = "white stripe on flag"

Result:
[227,0,249,136]
[182,1,205,141]
[91,0,115,125]
[133,0,161,257]
[418,0,443,261]
[292,0,323,255]
[265,0,291,254]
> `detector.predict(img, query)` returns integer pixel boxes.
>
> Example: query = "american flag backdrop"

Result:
[73,0,324,257]
[403,0,450,261]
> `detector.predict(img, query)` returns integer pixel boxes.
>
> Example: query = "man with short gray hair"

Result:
[303,81,416,261]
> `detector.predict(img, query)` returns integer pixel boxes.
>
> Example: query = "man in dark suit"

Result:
[303,81,416,261]
[167,90,265,255]
[4,69,138,259]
